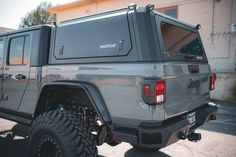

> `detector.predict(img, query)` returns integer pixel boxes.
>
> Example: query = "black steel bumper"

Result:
[113,103,218,149]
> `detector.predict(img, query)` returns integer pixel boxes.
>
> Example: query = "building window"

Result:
[157,6,178,19]
[8,36,30,65]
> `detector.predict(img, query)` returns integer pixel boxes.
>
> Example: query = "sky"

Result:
[0,0,76,29]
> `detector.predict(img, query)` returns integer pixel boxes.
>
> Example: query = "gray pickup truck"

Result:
[0,4,218,157]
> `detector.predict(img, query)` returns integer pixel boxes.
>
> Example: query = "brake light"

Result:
[144,84,151,97]
[155,80,166,105]
[210,74,216,90]
[142,79,166,106]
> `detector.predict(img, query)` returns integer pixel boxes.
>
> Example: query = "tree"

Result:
[19,2,55,28]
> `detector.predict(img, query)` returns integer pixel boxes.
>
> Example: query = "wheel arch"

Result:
[34,80,111,124]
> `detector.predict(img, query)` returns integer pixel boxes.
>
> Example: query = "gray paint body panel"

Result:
[41,63,165,125]
[163,62,210,119]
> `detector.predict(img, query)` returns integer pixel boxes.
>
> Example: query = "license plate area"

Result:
[187,112,196,127]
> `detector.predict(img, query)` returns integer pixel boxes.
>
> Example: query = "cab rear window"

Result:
[161,22,203,56]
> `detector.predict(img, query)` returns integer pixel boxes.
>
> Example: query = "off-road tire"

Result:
[28,110,97,157]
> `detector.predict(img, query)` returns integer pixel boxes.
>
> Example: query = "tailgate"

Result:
[164,63,210,119]
[155,15,211,120]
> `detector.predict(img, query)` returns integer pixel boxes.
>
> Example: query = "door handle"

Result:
[1,94,8,101]
[15,74,27,80]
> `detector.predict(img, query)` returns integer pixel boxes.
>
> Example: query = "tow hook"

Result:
[188,132,201,142]
[178,131,187,140]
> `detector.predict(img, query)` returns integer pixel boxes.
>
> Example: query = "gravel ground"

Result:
[0,101,236,157]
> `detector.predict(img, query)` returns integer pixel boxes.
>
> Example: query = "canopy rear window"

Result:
[161,22,203,57]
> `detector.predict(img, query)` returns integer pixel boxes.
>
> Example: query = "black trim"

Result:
[112,103,218,149]
[35,80,112,124]
[0,107,32,124]
[0,25,51,37]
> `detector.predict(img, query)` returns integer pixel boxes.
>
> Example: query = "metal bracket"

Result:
[145,4,155,12]
[128,3,137,10]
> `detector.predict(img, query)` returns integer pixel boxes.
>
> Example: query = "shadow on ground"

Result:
[0,136,27,157]
[200,100,236,136]
[98,148,170,157]
[0,136,170,157]
[124,148,170,157]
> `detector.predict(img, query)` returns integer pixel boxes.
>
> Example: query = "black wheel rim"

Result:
[37,135,62,157]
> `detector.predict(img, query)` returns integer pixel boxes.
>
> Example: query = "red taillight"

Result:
[144,84,151,97]
[210,74,216,90]
[155,80,166,105]
[142,79,166,106]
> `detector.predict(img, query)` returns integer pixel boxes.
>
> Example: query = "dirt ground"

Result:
[0,101,236,157]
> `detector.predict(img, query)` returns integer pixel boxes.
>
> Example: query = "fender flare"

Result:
[34,80,111,124]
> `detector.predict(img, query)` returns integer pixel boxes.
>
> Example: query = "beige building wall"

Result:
[0,27,14,33]
[48,0,236,102]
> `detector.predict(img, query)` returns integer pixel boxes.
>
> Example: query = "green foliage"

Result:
[19,2,55,28]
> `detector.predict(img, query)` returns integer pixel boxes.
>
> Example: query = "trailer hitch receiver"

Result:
[188,132,201,142]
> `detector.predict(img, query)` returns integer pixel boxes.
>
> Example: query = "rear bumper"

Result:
[112,102,218,149]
